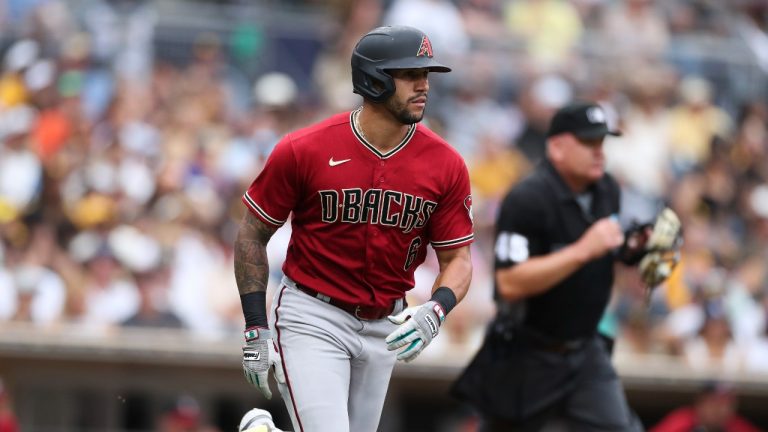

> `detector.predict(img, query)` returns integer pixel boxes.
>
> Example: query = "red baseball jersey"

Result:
[242,109,474,308]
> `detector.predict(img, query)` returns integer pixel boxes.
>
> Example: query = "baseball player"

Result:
[234,26,474,432]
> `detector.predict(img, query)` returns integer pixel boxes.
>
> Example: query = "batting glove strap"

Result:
[385,301,444,362]
[430,286,456,316]
[244,326,269,343]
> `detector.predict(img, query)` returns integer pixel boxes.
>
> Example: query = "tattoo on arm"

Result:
[234,212,277,295]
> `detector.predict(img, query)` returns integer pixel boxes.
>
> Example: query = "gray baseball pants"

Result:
[270,276,404,432]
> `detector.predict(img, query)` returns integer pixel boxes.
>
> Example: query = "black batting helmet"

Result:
[351,26,451,103]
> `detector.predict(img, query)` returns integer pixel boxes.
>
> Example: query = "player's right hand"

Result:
[577,216,624,261]
[242,327,286,400]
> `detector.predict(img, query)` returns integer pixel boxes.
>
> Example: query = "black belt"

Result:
[294,283,396,321]
[517,326,589,354]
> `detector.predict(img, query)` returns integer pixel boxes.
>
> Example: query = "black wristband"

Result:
[430,286,457,315]
[240,292,267,329]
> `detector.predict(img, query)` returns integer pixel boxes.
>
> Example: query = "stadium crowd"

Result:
[0,0,768,384]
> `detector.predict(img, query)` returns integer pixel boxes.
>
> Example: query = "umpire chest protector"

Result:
[494,158,621,341]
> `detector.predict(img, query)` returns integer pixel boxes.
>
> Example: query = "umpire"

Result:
[452,102,644,431]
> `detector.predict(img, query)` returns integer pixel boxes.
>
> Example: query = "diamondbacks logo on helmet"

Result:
[416,35,433,58]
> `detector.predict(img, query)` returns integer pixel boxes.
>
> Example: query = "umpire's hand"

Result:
[242,327,286,399]
[576,216,624,261]
[386,301,445,362]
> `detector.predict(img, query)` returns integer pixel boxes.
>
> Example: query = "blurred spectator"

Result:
[734,0,768,75]
[504,0,584,71]
[31,85,74,161]
[167,227,230,337]
[458,0,508,41]
[600,0,670,63]
[682,301,743,373]
[251,72,300,137]
[613,265,670,356]
[743,330,768,374]
[438,58,521,158]
[55,32,115,127]
[604,64,675,211]
[729,101,767,179]
[668,75,733,174]
[311,0,380,113]
[650,381,761,432]
[253,72,298,109]
[7,262,66,324]
[616,306,657,355]
[70,236,140,327]
[383,0,470,60]
[0,105,42,217]
[82,0,157,82]
[122,266,183,329]
[0,378,18,432]
[514,73,573,164]
[158,395,220,432]
[467,132,530,262]
[469,133,531,204]
[662,261,723,346]
[184,31,251,117]
[724,255,767,344]
[0,254,11,320]
[0,224,66,325]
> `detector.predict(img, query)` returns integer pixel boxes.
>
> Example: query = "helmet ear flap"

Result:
[352,65,395,103]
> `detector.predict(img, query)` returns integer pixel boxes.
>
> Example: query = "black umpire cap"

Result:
[547,102,622,139]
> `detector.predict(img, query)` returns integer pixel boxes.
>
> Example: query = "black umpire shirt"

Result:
[494,158,620,341]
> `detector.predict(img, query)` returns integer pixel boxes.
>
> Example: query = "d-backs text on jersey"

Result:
[319,188,436,233]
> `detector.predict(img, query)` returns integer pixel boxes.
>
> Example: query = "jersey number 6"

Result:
[404,237,423,271]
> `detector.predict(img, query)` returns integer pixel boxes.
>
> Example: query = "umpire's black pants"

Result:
[478,335,643,432]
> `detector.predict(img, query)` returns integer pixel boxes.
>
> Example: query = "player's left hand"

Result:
[385,301,445,362]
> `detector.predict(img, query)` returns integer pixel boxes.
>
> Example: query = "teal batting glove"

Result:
[385,301,445,362]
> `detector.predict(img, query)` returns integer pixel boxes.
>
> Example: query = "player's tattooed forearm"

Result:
[234,212,276,295]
